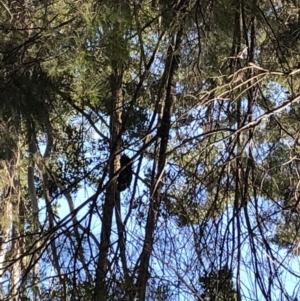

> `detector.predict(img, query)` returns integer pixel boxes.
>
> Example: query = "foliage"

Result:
[199,266,238,301]
[1,0,300,300]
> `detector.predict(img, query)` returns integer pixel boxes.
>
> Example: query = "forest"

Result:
[0,0,300,300]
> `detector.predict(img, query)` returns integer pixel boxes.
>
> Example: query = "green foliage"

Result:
[1,0,300,300]
[199,266,238,301]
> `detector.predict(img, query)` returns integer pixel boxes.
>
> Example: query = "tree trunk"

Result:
[135,27,183,300]
[94,66,123,300]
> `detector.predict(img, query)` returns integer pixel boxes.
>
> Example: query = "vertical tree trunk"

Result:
[27,133,42,301]
[94,66,123,300]
[4,133,22,301]
[135,28,183,300]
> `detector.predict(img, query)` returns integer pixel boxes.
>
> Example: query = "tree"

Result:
[1,0,300,300]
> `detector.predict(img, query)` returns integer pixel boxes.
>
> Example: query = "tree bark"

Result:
[94,66,123,300]
[135,27,183,301]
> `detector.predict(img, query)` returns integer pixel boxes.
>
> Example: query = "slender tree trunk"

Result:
[94,66,123,300]
[27,133,42,301]
[135,28,183,300]
[6,140,22,301]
